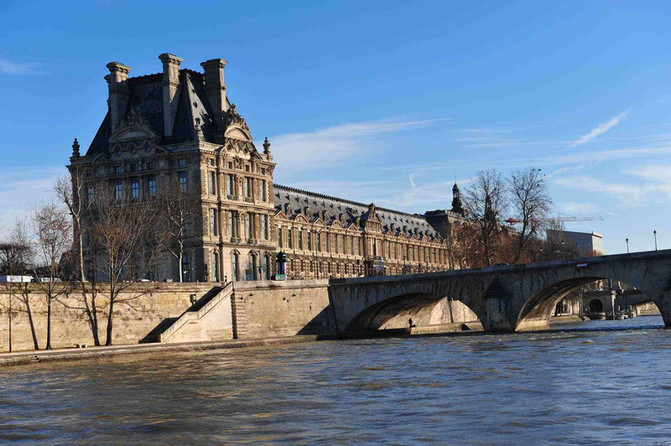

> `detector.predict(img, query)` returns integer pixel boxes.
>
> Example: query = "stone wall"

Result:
[232,279,336,338]
[0,283,217,352]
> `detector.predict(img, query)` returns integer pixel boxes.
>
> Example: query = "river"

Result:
[1,316,670,445]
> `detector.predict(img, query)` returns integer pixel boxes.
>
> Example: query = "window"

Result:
[210,209,218,236]
[260,179,267,201]
[211,252,219,281]
[298,229,303,250]
[307,231,312,250]
[248,254,257,280]
[244,177,252,198]
[232,253,239,281]
[208,158,215,167]
[114,180,122,199]
[209,171,216,195]
[229,212,235,238]
[131,178,139,199]
[178,171,187,191]
[114,165,122,174]
[262,215,268,239]
[178,158,186,167]
[181,254,190,282]
[228,162,233,169]
[87,185,94,201]
[130,163,137,172]
[227,174,235,196]
[245,165,250,172]
[146,162,153,170]
[326,234,330,253]
[148,176,156,197]
[317,232,321,252]
[278,226,283,247]
[334,234,339,253]
[246,214,252,239]
[265,256,271,280]
[351,237,355,255]
[343,235,347,254]
[288,228,293,249]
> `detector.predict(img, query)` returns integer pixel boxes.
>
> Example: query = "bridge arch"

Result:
[514,274,667,331]
[346,292,484,332]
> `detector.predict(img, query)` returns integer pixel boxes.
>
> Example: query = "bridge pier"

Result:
[481,297,517,332]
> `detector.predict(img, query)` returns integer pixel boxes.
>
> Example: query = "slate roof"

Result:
[274,184,441,239]
[85,70,228,157]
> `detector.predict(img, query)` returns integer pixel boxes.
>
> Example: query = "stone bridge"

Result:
[328,250,671,333]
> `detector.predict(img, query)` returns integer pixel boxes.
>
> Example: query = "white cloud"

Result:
[558,202,601,215]
[0,58,40,75]
[570,111,629,147]
[553,175,647,206]
[270,119,442,175]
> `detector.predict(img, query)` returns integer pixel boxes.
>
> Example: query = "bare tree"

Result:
[0,221,38,350]
[31,204,72,350]
[464,169,508,266]
[158,179,200,282]
[55,168,102,346]
[88,187,164,345]
[508,168,552,263]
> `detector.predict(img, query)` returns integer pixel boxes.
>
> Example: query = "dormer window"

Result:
[178,158,186,167]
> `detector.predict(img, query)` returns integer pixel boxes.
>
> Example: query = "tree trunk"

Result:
[178,251,183,283]
[105,297,114,346]
[23,293,39,350]
[81,282,101,346]
[46,296,52,350]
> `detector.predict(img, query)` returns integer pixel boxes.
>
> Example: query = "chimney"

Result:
[200,58,227,132]
[158,53,183,137]
[105,62,131,133]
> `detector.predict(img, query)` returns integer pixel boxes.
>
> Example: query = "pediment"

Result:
[225,126,251,141]
[109,124,158,144]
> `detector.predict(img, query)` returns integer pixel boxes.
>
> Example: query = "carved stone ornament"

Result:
[108,106,159,149]
[223,104,250,133]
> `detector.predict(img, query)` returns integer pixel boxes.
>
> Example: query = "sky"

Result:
[1,1,671,254]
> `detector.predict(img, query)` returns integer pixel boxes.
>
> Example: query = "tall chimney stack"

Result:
[200,58,228,133]
[104,62,131,133]
[158,53,183,137]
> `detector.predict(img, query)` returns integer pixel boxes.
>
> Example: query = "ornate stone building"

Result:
[69,54,466,282]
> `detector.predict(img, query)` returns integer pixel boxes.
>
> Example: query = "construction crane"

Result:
[505,216,603,225]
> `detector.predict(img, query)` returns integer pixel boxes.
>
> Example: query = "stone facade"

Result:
[69,53,466,283]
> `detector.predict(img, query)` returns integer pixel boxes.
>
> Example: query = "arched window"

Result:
[248,252,257,280]
[232,252,239,281]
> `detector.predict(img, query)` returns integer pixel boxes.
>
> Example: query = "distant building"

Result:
[546,230,605,257]
[69,53,468,282]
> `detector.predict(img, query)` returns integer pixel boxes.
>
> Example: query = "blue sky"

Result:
[1,1,671,254]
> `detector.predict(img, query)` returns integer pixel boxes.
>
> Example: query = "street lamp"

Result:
[654,230,658,251]
[625,238,629,254]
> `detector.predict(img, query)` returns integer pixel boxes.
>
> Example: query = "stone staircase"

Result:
[158,283,234,343]
[231,292,248,339]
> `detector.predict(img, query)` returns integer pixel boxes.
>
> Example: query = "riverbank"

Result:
[0,334,338,367]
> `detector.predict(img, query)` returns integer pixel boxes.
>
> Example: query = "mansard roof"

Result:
[85,69,236,157]
[274,185,440,239]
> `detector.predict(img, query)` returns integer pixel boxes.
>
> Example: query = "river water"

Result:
[1,317,670,445]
